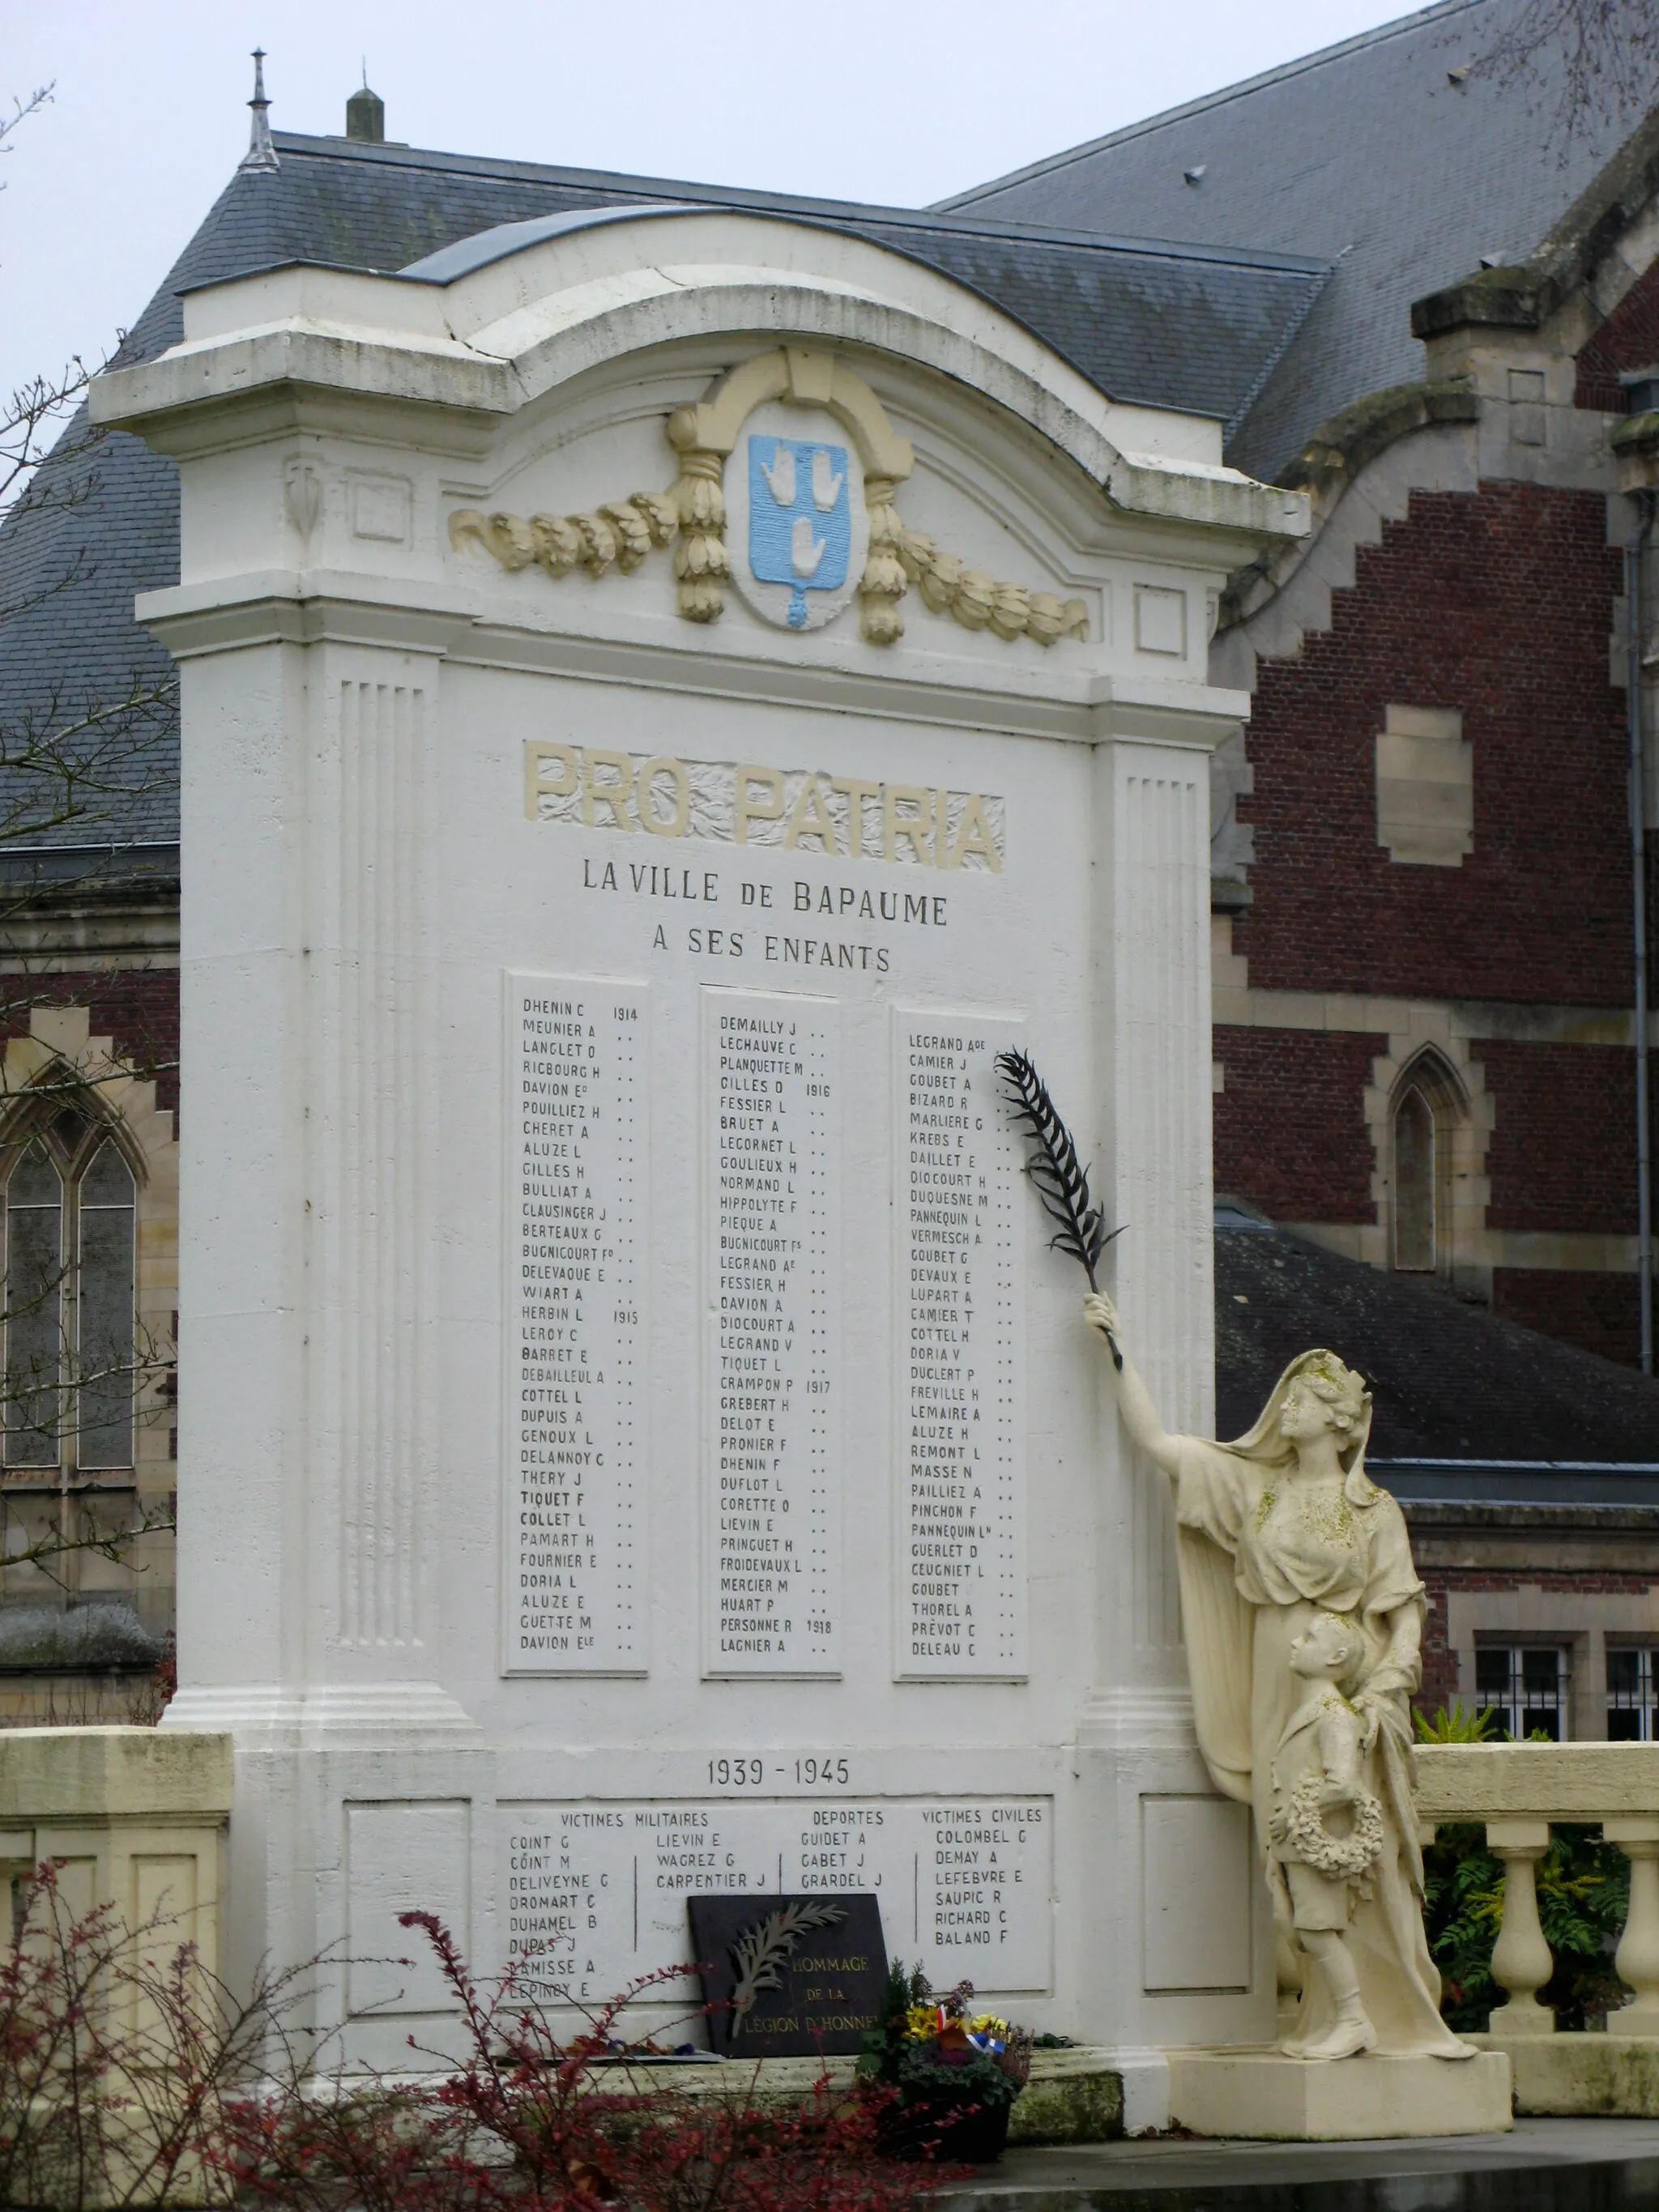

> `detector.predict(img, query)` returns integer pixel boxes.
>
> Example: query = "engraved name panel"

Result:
[501,1794,1053,2005]
[704,990,842,1677]
[505,976,646,1673]
[893,1012,1027,1678]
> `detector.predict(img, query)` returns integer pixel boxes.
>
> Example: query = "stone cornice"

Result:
[134,573,480,658]
[1276,380,1480,501]
[1613,408,1659,492]
[135,571,1250,747]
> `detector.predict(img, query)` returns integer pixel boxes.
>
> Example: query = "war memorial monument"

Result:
[91,203,1510,2133]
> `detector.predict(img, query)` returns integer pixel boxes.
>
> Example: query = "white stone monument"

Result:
[96,208,1339,2096]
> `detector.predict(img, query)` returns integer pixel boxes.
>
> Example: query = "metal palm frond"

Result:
[996,1049,1124,1368]
[727,1901,846,2039]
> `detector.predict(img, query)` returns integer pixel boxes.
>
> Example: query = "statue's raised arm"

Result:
[1081,1289,1182,1481]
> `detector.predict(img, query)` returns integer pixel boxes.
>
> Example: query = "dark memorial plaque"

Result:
[689,1893,888,2057]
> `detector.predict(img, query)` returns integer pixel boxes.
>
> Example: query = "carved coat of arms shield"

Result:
[725,402,868,632]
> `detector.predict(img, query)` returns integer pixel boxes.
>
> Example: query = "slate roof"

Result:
[181,136,1329,424]
[1215,1215,1659,1474]
[0,131,1331,859]
[0,413,181,865]
[940,0,1643,479]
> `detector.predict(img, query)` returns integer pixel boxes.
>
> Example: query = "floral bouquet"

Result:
[859,1963,1031,2162]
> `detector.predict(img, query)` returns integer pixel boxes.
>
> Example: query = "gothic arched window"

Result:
[1392,1086,1437,1272]
[1389,1051,1463,1277]
[2,1110,137,1473]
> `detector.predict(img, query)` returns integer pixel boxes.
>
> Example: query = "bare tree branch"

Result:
[0,676,177,836]
[1469,0,1659,145]
[0,357,96,527]
[0,84,53,177]
[1,1501,176,1591]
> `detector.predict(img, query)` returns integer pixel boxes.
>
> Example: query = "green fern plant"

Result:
[1414,1700,1499,1743]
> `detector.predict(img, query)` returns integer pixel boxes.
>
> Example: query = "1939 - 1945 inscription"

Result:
[689,1892,888,2058]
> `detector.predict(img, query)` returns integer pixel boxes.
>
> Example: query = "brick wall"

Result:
[1417,1565,1659,1714]
[1476,1040,1637,1234]
[1418,1574,1460,1713]
[2,970,179,1117]
[1576,255,1659,411]
[1236,482,1629,1005]
[1213,1025,1383,1222]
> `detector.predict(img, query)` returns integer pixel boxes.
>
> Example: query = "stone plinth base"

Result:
[1476,2032,1659,2116]
[1007,2048,1126,2143]
[1167,2048,1512,2139]
[616,2048,1126,2143]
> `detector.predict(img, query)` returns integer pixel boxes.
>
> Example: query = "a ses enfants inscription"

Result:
[894,1015,1027,1678]
[706,991,842,1677]
[502,1796,1052,2008]
[505,977,646,1673]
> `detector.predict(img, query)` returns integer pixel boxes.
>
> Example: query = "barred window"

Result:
[1476,1645,1568,1741]
[2,1120,136,1473]
[1608,1649,1659,1741]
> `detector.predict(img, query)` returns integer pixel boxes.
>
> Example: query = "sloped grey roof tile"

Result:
[940,0,1640,477]
[1217,1219,1659,1460]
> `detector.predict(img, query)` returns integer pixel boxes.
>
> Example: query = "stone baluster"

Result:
[1606,1819,1659,2034]
[1485,1819,1556,2036]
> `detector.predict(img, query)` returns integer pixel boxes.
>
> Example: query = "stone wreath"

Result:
[1282,1769,1385,1881]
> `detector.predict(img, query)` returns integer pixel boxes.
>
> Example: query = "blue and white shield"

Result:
[745,435,852,629]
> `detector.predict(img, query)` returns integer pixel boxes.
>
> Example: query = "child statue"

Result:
[1269,1609,1387,2059]
[1083,1290,1473,2061]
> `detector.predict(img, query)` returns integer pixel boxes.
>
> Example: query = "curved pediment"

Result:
[92,203,1306,690]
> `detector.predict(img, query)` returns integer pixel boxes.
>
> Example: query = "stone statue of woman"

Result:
[1084,1289,1473,2062]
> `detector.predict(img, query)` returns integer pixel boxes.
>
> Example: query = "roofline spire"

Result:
[241,47,279,173]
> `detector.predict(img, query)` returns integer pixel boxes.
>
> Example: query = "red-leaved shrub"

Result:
[0,1879,961,2212]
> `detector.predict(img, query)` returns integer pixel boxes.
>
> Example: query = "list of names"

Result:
[705,991,842,1676]
[502,1795,1051,2006]
[893,1014,1026,1677]
[505,976,646,1673]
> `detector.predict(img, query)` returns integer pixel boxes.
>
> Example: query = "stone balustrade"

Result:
[0,1728,233,2205]
[1416,1741,1659,2113]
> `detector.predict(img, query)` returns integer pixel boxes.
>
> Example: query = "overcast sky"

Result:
[2,0,1413,413]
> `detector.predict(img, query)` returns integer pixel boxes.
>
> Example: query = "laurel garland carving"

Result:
[891,525,1087,648]
[448,492,678,581]
[448,363,1089,650]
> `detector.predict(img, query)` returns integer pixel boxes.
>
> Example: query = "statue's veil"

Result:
[1176,1350,1376,1804]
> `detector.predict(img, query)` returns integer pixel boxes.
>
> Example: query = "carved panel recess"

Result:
[326,680,436,1649]
[1102,755,1213,1656]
